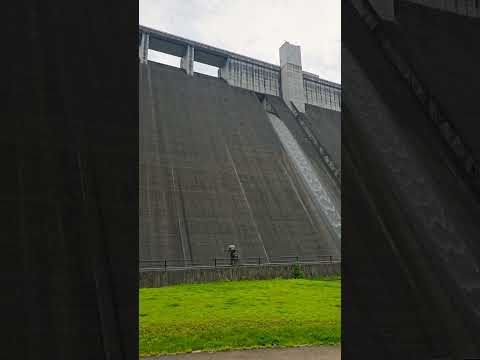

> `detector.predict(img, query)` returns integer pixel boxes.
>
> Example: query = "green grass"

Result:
[139,277,341,356]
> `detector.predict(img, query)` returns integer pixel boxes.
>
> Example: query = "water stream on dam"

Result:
[267,113,341,239]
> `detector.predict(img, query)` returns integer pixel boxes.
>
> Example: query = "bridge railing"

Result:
[139,255,341,270]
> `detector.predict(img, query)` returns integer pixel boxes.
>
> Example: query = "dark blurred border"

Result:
[4,2,138,359]
[5,1,480,359]
[342,0,480,358]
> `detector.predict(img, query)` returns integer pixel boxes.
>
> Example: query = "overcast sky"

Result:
[139,0,340,83]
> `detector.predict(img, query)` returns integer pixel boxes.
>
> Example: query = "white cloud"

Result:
[140,0,340,83]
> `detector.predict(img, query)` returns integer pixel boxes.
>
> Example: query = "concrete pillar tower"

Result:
[280,42,306,113]
[219,58,232,84]
[181,45,195,76]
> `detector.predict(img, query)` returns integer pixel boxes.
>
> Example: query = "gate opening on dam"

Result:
[147,48,220,78]
[139,26,341,269]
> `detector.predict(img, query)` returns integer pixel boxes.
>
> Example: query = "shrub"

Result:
[292,262,304,279]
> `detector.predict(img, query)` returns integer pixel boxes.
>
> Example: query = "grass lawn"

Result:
[139,277,341,356]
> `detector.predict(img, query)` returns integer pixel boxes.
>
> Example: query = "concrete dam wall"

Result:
[305,104,341,170]
[139,61,340,267]
[343,1,480,357]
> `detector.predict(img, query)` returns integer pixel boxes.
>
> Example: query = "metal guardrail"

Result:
[140,255,341,270]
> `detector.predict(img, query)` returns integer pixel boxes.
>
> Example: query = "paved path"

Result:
[143,346,340,360]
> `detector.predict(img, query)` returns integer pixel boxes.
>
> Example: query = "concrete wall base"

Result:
[140,263,341,288]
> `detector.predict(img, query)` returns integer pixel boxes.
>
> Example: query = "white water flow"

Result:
[268,113,341,239]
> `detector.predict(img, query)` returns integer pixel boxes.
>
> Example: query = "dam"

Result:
[139,27,341,268]
[343,1,480,357]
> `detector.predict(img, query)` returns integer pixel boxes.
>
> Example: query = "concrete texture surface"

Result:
[267,95,341,217]
[267,112,341,239]
[140,62,339,267]
[342,1,480,358]
[305,104,341,170]
[143,346,340,360]
[390,0,480,170]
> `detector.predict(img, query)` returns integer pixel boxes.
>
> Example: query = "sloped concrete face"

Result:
[140,62,339,267]
[343,1,480,356]
[305,104,341,170]
[267,112,341,240]
[367,0,396,21]
[391,0,480,170]
[266,96,341,217]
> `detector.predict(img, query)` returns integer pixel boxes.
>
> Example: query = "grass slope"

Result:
[139,278,340,356]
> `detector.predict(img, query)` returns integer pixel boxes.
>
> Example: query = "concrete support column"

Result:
[219,58,232,84]
[181,45,195,76]
[280,42,306,113]
[139,32,149,64]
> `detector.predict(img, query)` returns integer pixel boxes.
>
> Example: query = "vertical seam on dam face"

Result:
[225,143,270,262]
[144,64,188,262]
[144,65,155,260]
[267,113,341,240]
[147,64,166,260]
[279,160,317,234]
[171,168,192,264]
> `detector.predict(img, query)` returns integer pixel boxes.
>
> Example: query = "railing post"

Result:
[164,259,167,270]
[258,256,261,265]
[214,257,217,268]
[330,255,332,264]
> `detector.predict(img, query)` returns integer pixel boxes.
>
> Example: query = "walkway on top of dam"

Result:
[143,346,340,360]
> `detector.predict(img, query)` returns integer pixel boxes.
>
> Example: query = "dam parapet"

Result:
[139,26,341,112]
